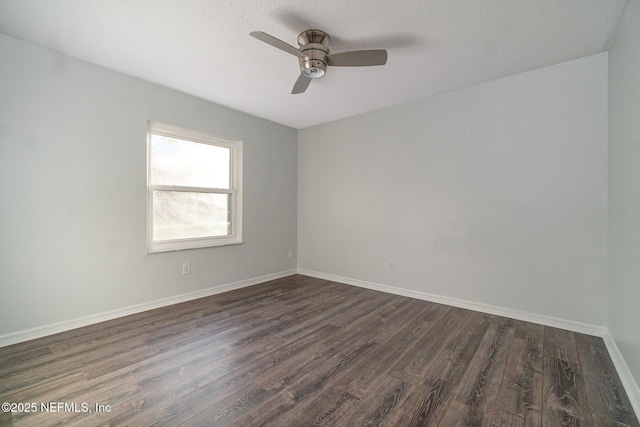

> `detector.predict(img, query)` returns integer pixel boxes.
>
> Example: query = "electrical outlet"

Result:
[388,258,395,269]
[288,250,293,259]
[182,262,191,275]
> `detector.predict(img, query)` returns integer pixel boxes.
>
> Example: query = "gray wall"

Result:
[609,0,640,382]
[299,53,609,326]
[0,34,298,335]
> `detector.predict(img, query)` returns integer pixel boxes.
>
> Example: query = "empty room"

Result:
[1,0,639,425]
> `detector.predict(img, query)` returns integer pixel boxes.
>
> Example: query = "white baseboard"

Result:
[297,268,606,336]
[0,269,297,349]
[602,331,640,419]
[297,268,640,419]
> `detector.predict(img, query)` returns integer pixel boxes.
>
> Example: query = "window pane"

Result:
[150,134,230,188]
[153,191,231,241]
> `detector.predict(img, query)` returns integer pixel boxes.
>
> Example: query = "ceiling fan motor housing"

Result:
[297,30,330,78]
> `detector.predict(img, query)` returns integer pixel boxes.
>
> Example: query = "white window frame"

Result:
[147,122,243,253]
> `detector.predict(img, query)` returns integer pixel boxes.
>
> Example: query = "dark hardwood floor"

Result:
[0,275,637,426]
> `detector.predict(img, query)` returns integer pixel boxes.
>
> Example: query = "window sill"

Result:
[147,239,244,254]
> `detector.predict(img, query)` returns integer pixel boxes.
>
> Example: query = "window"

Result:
[147,122,242,253]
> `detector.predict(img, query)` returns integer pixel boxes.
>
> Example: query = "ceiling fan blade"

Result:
[326,50,388,66]
[250,31,305,58]
[292,74,311,94]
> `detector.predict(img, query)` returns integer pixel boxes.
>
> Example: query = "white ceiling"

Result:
[0,0,627,129]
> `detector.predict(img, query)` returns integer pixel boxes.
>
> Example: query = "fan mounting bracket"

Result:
[297,29,331,48]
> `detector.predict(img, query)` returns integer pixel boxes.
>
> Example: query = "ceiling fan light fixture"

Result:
[302,68,324,78]
[300,59,327,79]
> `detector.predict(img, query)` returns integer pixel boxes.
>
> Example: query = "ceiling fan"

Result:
[250,29,388,94]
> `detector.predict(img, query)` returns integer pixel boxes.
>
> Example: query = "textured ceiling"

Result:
[0,0,627,129]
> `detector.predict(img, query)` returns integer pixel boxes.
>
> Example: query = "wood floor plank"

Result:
[542,356,590,427]
[543,326,580,364]
[424,311,493,383]
[129,339,234,399]
[0,371,87,403]
[270,387,360,426]
[489,406,541,427]
[0,333,158,392]
[284,339,378,403]
[394,312,494,425]
[445,317,516,426]
[388,305,470,380]
[180,324,345,412]
[0,410,12,427]
[437,399,494,427]
[388,377,453,426]
[347,315,436,394]
[274,287,379,342]
[306,392,361,426]
[336,375,412,427]
[0,345,53,369]
[0,300,253,387]
[574,333,639,426]
[11,375,142,427]
[181,383,272,426]
[0,274,637,426]
[95,397,196,427]
[249,326,343,393]
[226,389,297,427]
[489,321,544,427]
[325,291,399,328]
